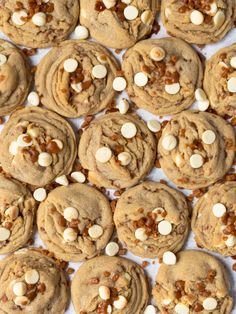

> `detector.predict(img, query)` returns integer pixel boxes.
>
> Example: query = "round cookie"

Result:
[204,43,236,118]
[35,40,119,118]
[0,173,36,254]
[78,113,156,189]
[152,250,233,314]
[37,183,113,262]
[122,37,203,116]
[192,181,236,256]
[71,256,148,314]
[158,110,235,190]
[161,0,235,45]
[0,107,76,187]
[114,181,190,259]
[80,0,158,49]
[0,39,31,116]
[0,249,68,313]
[0,0,79,48]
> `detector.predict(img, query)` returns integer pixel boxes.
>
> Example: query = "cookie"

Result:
[161,0,235,45]
[0,249,68,313]
[0,39,31,116]
[152,250,233,314]
[0,107,76,187]
[35,40,119,118]
[0,173,36,254]
[114,181,190,259]
[158,111,235,190]
[204,43,236,118]
[71,256,148,314]
[80,0,158,49]
[78,113,156,189]
[192,181,236,256]
[122,37,203,116]
[0,0,79,48]
[37,183,113,262]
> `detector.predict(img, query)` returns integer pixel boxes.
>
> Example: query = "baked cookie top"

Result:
[158,110,235,190]
[78,112,156,189]
[0,0,79,48]
[122,37,203,116]
[161,0,235,45]
[0,107,76,187]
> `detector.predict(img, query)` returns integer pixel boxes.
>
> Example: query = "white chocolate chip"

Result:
[113,77,127,91]
[95,147,112,163]
[198,99,210,111]
[152,207,165,222]
[9,141,19,156]
[27,127,40,138]
[113,296,128,310]
[88,224,103,239]
[121,122,137,139]
[162,135,177,151]
[0,54,7,66]
[135,227,148,241]
[195,88,207,101]
[203,297,217,310]
[150,47,166,61]
[63,228,77,242]
[32,12,46,27]
[165,7,171,18]
[38,152,53,167]
[25,269,40,285]
[64,58,78,73]
[5,206,19,220]
[64,207,79,222]
[33,188,47,202]
[190,10,204,25]
[144,305,157,314]
[163,251,177,265]
[71,171,86,183]
[158,220,172,236]
[55,175,69,186]
[230,56,236,69]
[12,10,27,26]
[213,10,225,27]
[27,91,40,106]
[202,130,216,144]
[117,99,129,114]
[206,3,218,15]
[52,139,63,150]
[225,236,236,247]
[17,134,32,148]
[165,83,180,95]
[227,77,236,93]
[92,64,107,79]
[212,203,226,218]
[71,82,82,93]
[107,305,112,314]
[14,296,29,307]
[189,154,204,169]
[174,303,189,314]
[121,0,131,3]
[99,286,111,300]
[218,61,229,69]
[134,72,148,87]
[0,227,11,241]
[124,5,139,20]
[118,152,132,166]
[162,299,172,305]
[141,10,153,25]
[105,242,119,256]
[13,282,27,296]
[147,120,161,133]
[74,25,89,39]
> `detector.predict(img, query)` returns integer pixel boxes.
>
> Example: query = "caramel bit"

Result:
[110,199,117,212]
[37,282,46,293]
[141,261,149,268]
[89,277,100,285]
[80,311,87,314]
[0,117,4,125]
[175,280,185,291]
[95,1,106,12]
[231,117,236,127]
[70,67,84,84]
[0,294,8,303]
[0,75,6,82]
[46,140,61,154]
[207,269,216,283]
[81,115,94,129]
[103,271,111,277]
[195,281,205,291]
[118,248,127,256]
[112,274,120,282]
[155,159,161,168]
[66,268,75,275]
[193,303,204,312]
[221,211,236,236]
[232,263,236,272]
[151,20,160,35]
[22,48,37,57]
[19,0,55,21]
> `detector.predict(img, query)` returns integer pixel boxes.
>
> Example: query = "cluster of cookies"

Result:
[0,0,235,313]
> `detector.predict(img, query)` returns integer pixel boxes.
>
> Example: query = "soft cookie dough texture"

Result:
[204,43,236,118]
[0,107,76,187]
[79,113,156,189]
[153,250,233,314]
[0,174,36,254]
[0,0,79,48]
[71,256,149,314]
[114,181,190,258]
[37,183,113,262]
[161,0,235,44]
[122,37,203,115]
[36,40,119,118]
[0,39,31,116]
[80,0,159,49]
[192,182,236,256]
[0,249,68,314]
[158,111,235,189]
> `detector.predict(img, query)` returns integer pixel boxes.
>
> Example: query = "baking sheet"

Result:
[0,13,236,314]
